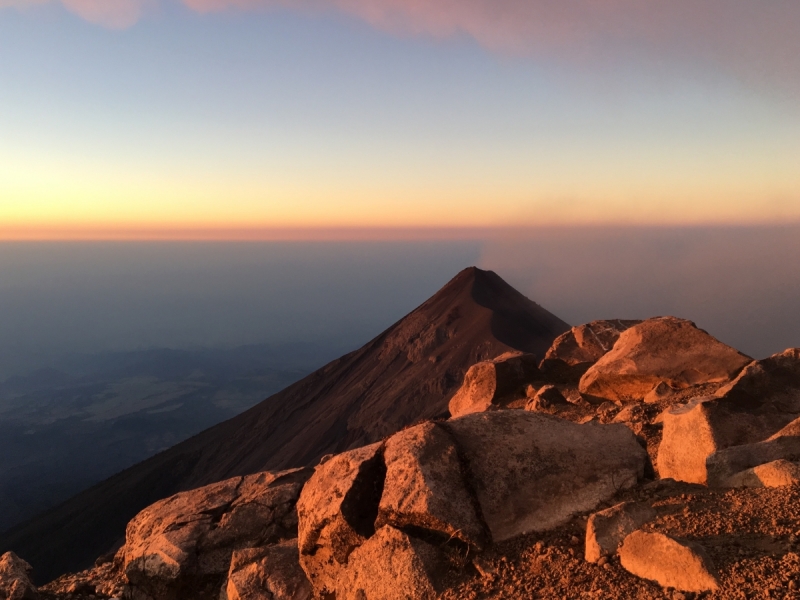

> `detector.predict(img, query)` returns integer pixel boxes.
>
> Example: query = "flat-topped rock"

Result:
[658,349,800,484]
[448,352,540,418]
[540,319,641,382]
[446,411,647,542]
[579,317,750,405]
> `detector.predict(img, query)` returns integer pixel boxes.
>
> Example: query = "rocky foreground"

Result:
[4,316,800,599]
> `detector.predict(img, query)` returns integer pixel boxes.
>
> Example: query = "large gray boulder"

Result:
[0,552,39,600]
[123,468,312,600]
[540,319,641,382]
[448,351,540,418]
[579,317,751,404]
[658,349,800,484]
[445,411,648,542]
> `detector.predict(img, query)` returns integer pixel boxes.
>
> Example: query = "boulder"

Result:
[448,351,540,418]
[446,411,647,542]
[123,467,312,600]
[579,317,751,404]
[376,422,486,549]
[296,442,385,597]
[540,319,642,382]
[723,459,800,488]
[223,540,312,600]
[705,417,800,486]
[336,525,443,600]
[0,552,39,600]
[658,349,800,484]
[584,502,656,563]
[524,385,569,413]
[618,531,719,592]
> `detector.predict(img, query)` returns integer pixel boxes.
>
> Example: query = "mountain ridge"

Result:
[0,267,570,581]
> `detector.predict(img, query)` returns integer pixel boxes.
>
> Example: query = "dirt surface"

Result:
[441,483,800,600]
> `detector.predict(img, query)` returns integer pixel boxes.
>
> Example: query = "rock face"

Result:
[2,267,570,583]
[658,349,800,484]
[448,352,540,418]
[446,411,647,542]
[337,525,444,600]
[123,468,312,600]
[296,410,647,599]
[584,502,656,563]
[618,531,719,592]
[579,317,751,404]
[540,319,642,382]
[376,422,486,549]
[296,443,385,596]
[223,540,312,600]
[0,552,39,600]
[524,384,569,413]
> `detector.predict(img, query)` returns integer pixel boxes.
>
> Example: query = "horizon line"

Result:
[4,221,800,242]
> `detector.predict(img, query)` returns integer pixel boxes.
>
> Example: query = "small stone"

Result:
[597,556,608,567]
[571,536,580,545]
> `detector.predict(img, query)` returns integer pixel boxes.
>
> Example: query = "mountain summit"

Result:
[0,267,569,580]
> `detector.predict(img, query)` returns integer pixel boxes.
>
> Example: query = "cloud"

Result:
[4,0,799,93]
[177,0,800,91]
[2,0,148,27]
[60,0,148,28]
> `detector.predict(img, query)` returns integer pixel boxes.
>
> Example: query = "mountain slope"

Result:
[0,267,569,582]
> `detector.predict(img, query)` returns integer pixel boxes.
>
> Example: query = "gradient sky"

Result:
[2,1,800,237]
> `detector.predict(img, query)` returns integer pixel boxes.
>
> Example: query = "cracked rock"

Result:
[123,467,312,600]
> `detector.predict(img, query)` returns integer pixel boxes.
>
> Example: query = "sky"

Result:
[2,0,800,237]
[2,228,800,380]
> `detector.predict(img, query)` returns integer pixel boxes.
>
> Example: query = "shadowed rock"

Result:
[585,501,656,563]
[540,319,641,382]
[619,531,719,592]
[296,442,385,597]
[524,384,569,413]
[658,349,800,484]
[448,352,540,418]
[579,317,751,404]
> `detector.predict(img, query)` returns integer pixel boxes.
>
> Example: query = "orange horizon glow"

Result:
[4,219,800,242]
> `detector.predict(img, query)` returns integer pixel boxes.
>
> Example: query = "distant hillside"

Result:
[0,267,570,582]
[0,343,340,532]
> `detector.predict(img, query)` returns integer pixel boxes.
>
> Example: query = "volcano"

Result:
[0,267,569,581]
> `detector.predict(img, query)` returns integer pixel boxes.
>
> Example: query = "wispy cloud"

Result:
[5,0,800,93]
